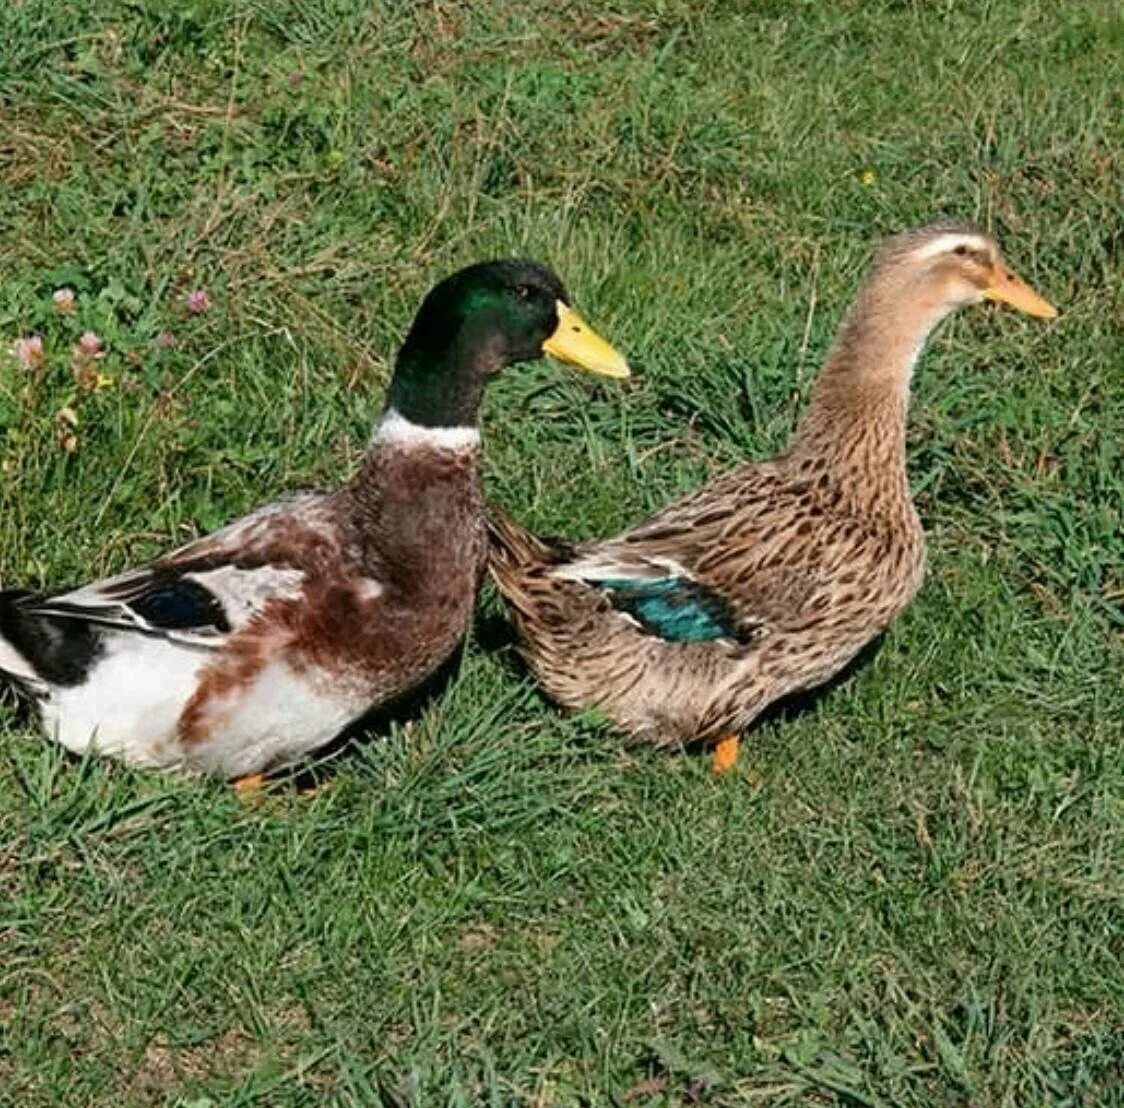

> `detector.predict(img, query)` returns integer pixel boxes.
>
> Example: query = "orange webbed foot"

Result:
[711,734,740,774]
[233,773,265,796]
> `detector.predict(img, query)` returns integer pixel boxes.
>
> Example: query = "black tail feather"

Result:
[0,589,105,688]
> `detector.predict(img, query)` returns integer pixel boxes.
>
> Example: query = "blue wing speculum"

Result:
[595,576,746,644]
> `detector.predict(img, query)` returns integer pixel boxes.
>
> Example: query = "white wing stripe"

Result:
[550,553,693,583]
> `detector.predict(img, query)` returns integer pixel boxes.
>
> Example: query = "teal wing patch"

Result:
[594,576,748,644]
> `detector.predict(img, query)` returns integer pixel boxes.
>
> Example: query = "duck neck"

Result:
[359,336,487,491]
[790,275,951,497]
[346,339,489,575]
[349,409,484,588]
[386,337,491,430]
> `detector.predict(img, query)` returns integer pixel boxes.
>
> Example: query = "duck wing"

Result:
[0,492,335,691]
[547,464,837,644]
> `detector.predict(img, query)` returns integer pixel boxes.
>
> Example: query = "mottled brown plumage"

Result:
[489,223,1056,768]
[172,444,487,755]
[0,259,628,778]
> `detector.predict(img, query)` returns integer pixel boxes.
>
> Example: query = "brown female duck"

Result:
[0,260,628,783]
[489,224,1056,771]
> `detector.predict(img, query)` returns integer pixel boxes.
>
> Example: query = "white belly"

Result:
[182,659,365,778]
[40,637,365,778]
[41,635,209,769]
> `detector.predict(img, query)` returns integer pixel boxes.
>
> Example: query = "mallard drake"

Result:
[0,259,629,783]
[489,224,1056,772]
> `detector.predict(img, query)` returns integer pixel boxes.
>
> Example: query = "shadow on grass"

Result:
[284,649,465,792]
[0,679,51,745]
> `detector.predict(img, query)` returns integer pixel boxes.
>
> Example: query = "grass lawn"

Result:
[1,0,1121,1103]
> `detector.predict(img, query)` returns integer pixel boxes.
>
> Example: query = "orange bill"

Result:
[983,265,1057,318]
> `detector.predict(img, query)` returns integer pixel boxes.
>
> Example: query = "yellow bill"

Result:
[983,265,1058,319]
[542,301,630,378]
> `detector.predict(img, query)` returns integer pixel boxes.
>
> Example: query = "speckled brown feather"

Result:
[488,224,1014,746]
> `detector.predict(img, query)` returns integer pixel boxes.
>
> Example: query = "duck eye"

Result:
[514,284,533,301]
[953,245,968,257]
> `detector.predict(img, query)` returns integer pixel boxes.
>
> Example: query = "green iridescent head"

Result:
[387,259,629,428]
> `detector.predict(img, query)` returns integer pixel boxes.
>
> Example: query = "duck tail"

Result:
[487,506,580,609]
[0,589,46,687]
[486,506,560,571]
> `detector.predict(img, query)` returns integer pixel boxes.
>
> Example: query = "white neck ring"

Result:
[372,408,481,450]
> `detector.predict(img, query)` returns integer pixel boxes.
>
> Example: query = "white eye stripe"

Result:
[912,233,991,260]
